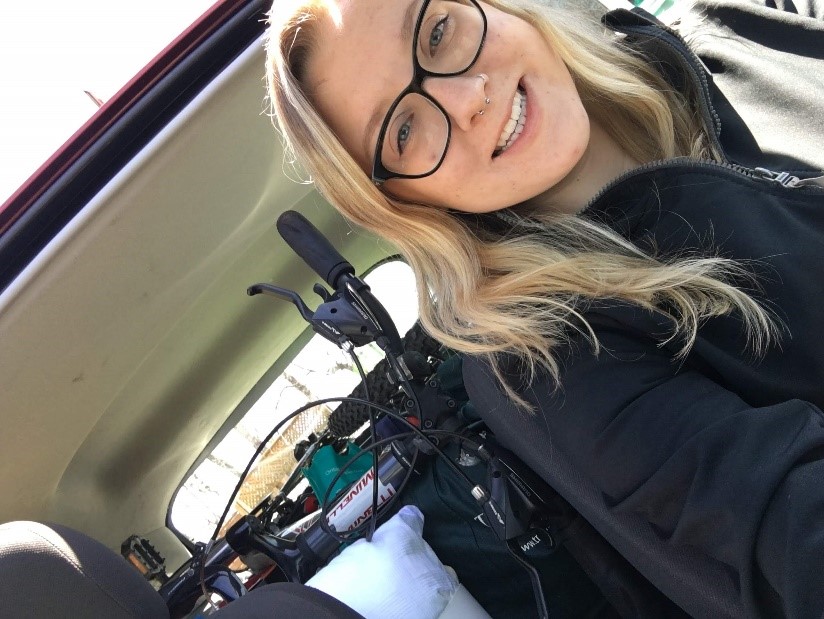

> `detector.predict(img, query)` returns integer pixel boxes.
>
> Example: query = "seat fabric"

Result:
[0,521,170,618]
[0,520,364,619]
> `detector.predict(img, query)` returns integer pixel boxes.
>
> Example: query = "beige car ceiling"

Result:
[0,37,391,561]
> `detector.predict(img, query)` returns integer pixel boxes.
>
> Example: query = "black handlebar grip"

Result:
[276,210,355,289]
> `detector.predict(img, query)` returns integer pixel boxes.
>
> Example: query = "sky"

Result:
[0,0,219,206]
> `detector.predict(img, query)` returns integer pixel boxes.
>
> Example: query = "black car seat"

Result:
[0,520,364,619]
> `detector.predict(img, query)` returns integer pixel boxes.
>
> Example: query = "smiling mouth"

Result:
[493,87,527,158]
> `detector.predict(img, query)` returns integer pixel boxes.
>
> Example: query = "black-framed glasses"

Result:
[371,0,487,185]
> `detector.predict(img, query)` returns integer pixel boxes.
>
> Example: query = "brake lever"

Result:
[247,283,314,322]
[470,439,567,619]
[506,536,551,619]
[260,210,411,381]
[247,282,381,351]
[341,275,403,357]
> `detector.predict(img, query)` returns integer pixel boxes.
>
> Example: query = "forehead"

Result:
[305,0,418,167]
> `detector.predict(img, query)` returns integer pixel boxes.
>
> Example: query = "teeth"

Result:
[495,88,526,154]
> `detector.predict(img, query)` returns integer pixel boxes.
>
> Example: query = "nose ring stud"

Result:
[475,74,490,116]
[477,96,491,116]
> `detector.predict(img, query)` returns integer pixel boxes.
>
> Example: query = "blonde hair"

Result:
[265,0,776,404]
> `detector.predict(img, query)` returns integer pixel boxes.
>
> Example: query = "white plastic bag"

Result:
[306,505,458,619]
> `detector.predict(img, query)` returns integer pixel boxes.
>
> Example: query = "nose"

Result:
[423,73,489,132]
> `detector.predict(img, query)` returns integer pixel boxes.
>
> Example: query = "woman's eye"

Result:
[396,116,414,155]
[428,16,448,56]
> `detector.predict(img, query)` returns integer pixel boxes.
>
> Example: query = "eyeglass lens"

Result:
[380,0,484,177]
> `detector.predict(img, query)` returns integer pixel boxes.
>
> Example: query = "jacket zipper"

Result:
[585,158,824,212]
[589,13,824,210]
[750,167,824,189]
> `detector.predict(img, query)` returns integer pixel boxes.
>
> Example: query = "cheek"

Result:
[554,93,589,162]
[429,175,473,210]
[569,99,590,151]
[382,174,464,209]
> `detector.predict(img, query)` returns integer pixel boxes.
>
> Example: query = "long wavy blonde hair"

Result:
[265,0,776,403]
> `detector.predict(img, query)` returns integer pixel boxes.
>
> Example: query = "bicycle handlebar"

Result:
[276,210,355,290]
[162,214,560,618]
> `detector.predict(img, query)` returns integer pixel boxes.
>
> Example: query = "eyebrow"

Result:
[361,0,422,166]
[362,108,385,172]
[400,0,421,47]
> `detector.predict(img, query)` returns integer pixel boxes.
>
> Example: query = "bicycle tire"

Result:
[327,322,443,437]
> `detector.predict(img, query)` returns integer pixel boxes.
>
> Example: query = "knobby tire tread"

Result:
[327,322,442,437]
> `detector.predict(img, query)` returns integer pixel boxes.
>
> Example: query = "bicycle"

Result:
[157,211,674,619]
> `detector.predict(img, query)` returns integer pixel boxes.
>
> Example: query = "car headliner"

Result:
[0,0,391,568]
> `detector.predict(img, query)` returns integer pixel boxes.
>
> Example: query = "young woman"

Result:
[265,0,824,615]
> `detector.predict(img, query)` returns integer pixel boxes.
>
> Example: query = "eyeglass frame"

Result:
[371,0,488,185]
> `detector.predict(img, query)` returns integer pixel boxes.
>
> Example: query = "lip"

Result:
[491,78,534,161]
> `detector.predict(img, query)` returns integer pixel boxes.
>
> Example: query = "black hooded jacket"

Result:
[463,2,824,617]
